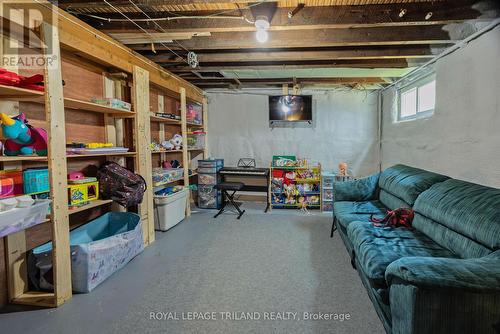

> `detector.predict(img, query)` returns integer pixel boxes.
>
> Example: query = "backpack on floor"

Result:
[370,208,414,229]
[97,161,147,207]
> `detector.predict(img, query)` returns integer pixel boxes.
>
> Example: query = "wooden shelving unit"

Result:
[0,3,204,309]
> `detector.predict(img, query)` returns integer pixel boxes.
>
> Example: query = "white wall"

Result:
[207,89,379,177]
[381,25,500,188]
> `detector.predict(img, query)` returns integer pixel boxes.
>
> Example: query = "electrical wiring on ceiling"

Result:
[67,2,264,25]
[103,0,191,66]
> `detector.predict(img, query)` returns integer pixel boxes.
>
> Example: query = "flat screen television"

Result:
[269,95,312,123]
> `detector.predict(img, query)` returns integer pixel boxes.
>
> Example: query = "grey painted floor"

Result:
[0,204,384,334]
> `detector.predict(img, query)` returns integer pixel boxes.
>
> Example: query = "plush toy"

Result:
[170,134,183,150]
[284,171,296,185]
[161,140,174,150]
[339,162,348,176]
[0,113,47,156]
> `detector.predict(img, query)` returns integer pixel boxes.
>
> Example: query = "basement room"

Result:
[0,1,499,333]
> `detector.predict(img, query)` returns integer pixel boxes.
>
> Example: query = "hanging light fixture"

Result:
[255,15,270,43]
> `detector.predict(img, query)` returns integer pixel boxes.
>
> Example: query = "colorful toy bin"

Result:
[23,168,50,195]
[28,212,144,293]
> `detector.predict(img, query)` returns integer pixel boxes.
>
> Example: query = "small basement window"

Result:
[398,74,436,121]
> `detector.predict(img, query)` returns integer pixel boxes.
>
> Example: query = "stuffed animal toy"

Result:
[170,134,183,150]
[0,113,47,156]
[339,162,348,176]
[161,140,174,150]
[284,171,296,185]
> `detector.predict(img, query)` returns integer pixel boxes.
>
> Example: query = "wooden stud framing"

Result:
[202,97,209,159]
[180,87,191,217]
[133,66,155,245]
[41,22,72,306]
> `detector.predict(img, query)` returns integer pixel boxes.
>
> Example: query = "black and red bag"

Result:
[97,161,146,208]
[370,208,414,229]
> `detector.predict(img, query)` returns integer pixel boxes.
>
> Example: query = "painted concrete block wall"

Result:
[207,90,379,177]
[381,25,500,188]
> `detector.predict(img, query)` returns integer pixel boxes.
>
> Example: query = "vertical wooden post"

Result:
[133,66,155,245]
[202,96,209,159]
[41,22,72,306]
[180,87,191,217]
[158,95,166,162]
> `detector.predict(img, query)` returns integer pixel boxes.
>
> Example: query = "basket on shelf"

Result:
[23,168,49,195]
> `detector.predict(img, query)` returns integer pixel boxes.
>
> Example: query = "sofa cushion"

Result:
[378,165,449,209]
[334,200,387,230]
[348,221,457,286]
[413,179,500,256]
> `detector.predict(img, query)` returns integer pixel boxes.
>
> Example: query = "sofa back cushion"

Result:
[413,179,500,258]
[378,165,449,210]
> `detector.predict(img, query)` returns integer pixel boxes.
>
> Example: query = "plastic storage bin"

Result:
[187,131,206,150]
[154,187,188,231]
[186,103,202,125]
[0,169,23,197]
[29,212,144,293]
[0,199,50,238]
[23,168,50,194]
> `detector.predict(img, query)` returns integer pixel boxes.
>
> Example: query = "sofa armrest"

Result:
[333,173,380,202]
[385,251,500,292]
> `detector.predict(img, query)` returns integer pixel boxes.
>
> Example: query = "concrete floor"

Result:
[0,204,384,334]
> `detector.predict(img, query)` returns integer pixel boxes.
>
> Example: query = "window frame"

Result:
[397,73,436,121]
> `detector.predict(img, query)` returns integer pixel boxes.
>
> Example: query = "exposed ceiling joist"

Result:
[129,26,455,52]
[146,46,442,63]
[81,2,499,33]
[168,59,428,72]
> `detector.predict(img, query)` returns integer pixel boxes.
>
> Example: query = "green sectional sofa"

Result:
[333,164,500,334]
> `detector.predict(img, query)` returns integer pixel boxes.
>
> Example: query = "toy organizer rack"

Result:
[269,163,322,209]
[0,2,204,308]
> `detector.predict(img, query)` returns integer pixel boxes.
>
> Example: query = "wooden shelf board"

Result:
[188,148,204,151]
[66,152,137,159]
[189,172,198,177]
[12,291,56,307]
[152,150,182,154]
[0,84,44,100]
[186,122,203,128]
[1,152,136,162]
[69,199,113,215]
[150,115,181,124]
[0,155,47,162]
[64,97,135,117]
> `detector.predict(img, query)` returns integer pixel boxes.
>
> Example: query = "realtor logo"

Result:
[0,0,59,69]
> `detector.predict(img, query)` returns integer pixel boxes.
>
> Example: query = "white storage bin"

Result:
[154,188,188,231]
[0,199,50,238]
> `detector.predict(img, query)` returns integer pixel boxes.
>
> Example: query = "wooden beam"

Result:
[86,2,499,33]
[133,66,155,246]
[191,77,389,85]
[180,87,191,217]
[147,46,441,63]
[29,2,203,101]
[168,59,428,71]
[130,26,456,51]
[41,22,72,306]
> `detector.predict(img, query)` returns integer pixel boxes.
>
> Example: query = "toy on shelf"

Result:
[161,140,174,150]
[0,113,48,156]
[66,142,129,155]
[91,98,131,111]
[67,172,99,207]
[155,112,180,121]
[0,68,44,91]
[169,134,183,150]
[0,169,23,198]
